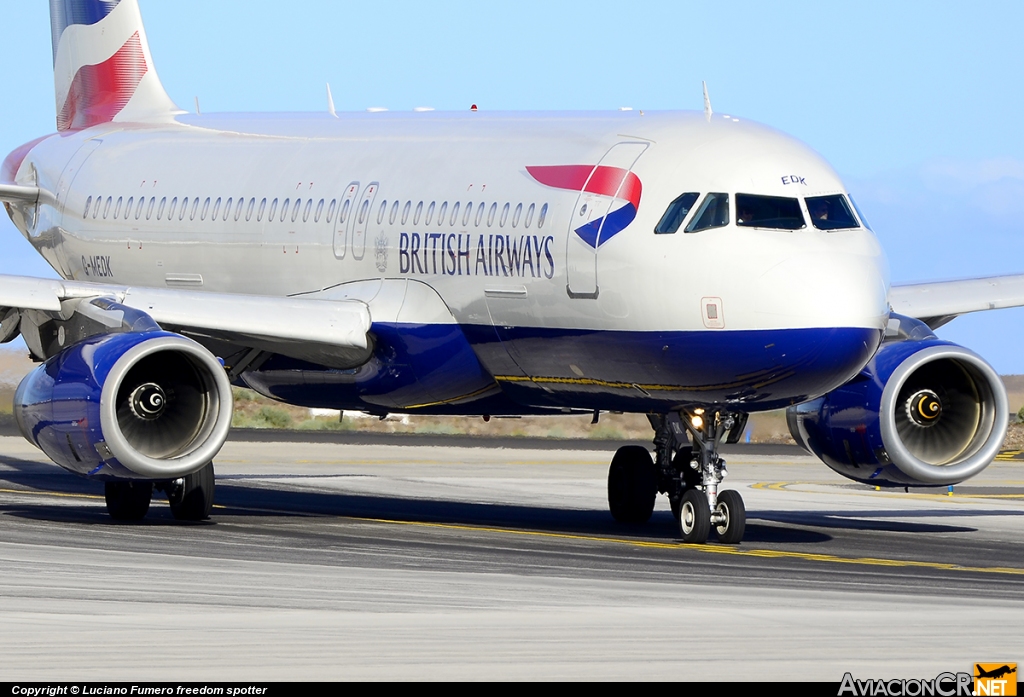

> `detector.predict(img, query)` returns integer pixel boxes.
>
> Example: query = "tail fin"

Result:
[49,0,181,132]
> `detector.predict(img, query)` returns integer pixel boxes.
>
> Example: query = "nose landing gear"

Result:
[606,410,747,544]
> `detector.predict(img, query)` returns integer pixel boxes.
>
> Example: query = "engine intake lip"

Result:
[99,335,232,478]
[879,344,1007,484]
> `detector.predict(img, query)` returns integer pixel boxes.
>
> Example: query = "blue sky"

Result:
[3,1,1024,370]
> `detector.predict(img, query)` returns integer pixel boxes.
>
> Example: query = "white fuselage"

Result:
[7,109,891,414]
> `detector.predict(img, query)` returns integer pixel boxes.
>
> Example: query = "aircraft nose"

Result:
[756,251,889,331]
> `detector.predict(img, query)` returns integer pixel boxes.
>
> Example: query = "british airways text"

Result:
[399,232,555,278]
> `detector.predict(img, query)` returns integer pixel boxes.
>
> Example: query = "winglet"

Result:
[703,81,713,122]
[327,83,337,118]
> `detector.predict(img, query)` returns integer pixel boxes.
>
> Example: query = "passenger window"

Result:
[475,202,485,226]
[303,199,312,222]
[292,198,302,223]
[735,193,805,230]
[358,198,369,224]
[389,200,399,225]
[463,202,473,227]
[438,202,448,225]
[257,198,267,221]
[339,199,350,223]
[223,197,232,221]
[685,193,729,232]
[377,201,387,224]
[280,198,290,222]
[157,197,167,220]
[326,199,336,223]
[425,202,435,225]
[538,203,548,229]
[449,202,460,226]
[314,199,324,223]
[500,202,510,227]
[525,203,535,228]
[142,196,153,220]
[178,197,188,221]
[194,198,203,221]
[210,197,221,220]
[167,197,177,220]
[135,197,145,220]
[654,192,700,234]
[805,194,859,231]
[83,196,92,218]
[512,203,523,228]
[104,196,112,219]
[487,203,497,227]
[124,197,134,219]
[412,201,422,225]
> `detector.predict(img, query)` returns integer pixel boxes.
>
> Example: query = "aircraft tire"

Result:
[169,461,215,521]
[678,488,710,543]
[714,490,746,544]
[607,446,657,524]
[105,481,153,521]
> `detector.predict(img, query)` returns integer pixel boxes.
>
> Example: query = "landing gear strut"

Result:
[606,410,748,544]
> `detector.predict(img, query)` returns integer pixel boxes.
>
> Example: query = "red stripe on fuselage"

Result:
[57,32,147,132]
[526,164,642,209]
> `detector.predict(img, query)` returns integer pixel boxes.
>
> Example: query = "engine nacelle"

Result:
[15,331,233,480]
[787,338,1008,487]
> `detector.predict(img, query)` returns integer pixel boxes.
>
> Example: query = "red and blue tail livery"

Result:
[527,165,642,247]
[50,0,178,132]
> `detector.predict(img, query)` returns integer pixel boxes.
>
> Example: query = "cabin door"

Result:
[565,141,648,298]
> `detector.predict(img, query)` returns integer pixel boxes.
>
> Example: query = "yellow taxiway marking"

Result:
[358,516,1024,576]
[4,486,1024,577]
[0,487,105,501]
[750,481,1024,501]
[0,487,228,509]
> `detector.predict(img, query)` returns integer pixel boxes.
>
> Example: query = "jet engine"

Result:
[787,320,1008,487]
[15,330,233,480]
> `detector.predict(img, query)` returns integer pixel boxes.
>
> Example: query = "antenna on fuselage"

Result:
[194,96,201,115]
[327,83,338,118]
[702,81,712,122]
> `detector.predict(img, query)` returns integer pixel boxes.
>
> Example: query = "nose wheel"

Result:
[606,410,748,544]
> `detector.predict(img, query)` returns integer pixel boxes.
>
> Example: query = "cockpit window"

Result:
[849,196,872,231]
[735,194,805,230]
[685,192,729,232]
[805,194,859,230]
[654,192,700,234]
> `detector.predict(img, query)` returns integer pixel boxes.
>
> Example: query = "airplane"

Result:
[1,0,1022,543]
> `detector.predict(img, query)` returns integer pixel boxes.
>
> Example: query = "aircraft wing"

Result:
[889,273,1024,329]
[0,185,41,205]
[0,274,373,369]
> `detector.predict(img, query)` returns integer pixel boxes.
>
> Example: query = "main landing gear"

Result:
[606,410,747,544]
[103,462,216,522]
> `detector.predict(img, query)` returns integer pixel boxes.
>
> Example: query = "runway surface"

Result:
[1,434,1022,680]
